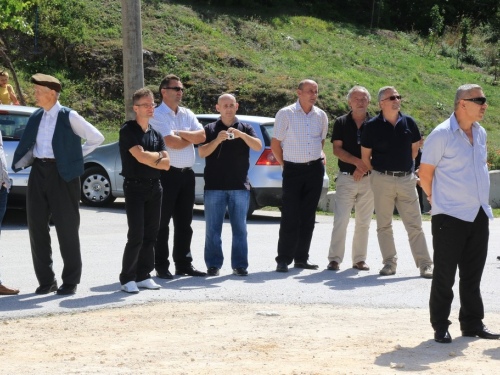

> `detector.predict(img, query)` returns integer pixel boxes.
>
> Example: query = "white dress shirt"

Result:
[33,101,104,159]
[149,102,203,168]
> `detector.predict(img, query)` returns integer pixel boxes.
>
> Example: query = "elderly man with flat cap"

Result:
[12,73,104,295]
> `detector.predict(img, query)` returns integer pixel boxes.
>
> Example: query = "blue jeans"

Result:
[204,190,249,270]
[0,185,7,284]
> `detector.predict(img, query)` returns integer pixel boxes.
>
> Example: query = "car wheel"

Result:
[247,192,259,217]
[81,166,116,207]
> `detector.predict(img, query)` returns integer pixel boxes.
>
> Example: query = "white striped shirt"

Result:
[149,102,203,168]
[274,101,328,163]
[33,101,104,159]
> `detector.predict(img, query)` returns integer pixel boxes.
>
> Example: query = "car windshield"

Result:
[0,113,29,139]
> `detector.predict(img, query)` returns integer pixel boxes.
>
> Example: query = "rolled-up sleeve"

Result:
[69,111,105,156]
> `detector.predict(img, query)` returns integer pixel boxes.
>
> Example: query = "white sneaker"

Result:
[121,281,139,293]
[136,278,161,290]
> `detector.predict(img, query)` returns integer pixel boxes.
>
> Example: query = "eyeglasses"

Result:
[357,129,361,145]
[134,103,157,108]
[463,97,487,105]
[162,87,184,92]
[381,95,402,101]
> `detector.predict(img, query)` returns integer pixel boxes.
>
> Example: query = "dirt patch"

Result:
[1,301,499,374]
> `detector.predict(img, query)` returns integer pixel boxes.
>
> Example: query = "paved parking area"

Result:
[1,200,499,319]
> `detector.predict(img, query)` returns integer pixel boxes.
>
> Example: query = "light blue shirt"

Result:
[421,113,493,222]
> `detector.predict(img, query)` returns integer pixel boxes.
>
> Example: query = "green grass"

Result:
[5,1,500,159]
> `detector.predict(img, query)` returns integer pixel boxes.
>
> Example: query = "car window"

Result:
[260,123,274,147]
[0,113,30,139]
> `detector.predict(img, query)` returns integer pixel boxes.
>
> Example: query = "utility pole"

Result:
[121,0,144,121]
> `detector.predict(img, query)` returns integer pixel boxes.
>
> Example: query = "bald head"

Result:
[216,93,239,125]
[217,93,236,104]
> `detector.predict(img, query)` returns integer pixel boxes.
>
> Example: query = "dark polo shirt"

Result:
[119,120,167,179]
[361,112,421,172]
[203,118,257,191]
[331,111,371,174]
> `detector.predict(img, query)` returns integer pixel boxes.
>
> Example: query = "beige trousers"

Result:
[370,172,432,269]
[328,173,374,264]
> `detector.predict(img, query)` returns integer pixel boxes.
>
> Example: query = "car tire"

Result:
[81,166,116,207]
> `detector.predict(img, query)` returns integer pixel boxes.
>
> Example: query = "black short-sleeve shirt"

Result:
[203,119,257,191]
[330,111,371,174]
[119,120,167,179]
[361,112,421,172]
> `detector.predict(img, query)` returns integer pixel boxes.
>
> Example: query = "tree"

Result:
[426,5,444,55]
[0,0,38,105]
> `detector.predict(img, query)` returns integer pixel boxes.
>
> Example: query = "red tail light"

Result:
[256,149,280,165]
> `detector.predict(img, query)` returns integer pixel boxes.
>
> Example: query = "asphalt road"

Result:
[1,199,499,320]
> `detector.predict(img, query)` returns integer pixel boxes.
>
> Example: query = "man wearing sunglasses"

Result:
[150,74,207,279]
[327,86,374,272]
[419,84,498,343]
[361,86,433,279]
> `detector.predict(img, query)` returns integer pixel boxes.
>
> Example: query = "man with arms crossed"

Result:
[12,74,104,295]
[327,86,373,272]
[150,74,206,279]
[119,88,170,293]
[198,94,262,276]
[272,79,328,273]
[361,86,433,278]
[419,84,499,343]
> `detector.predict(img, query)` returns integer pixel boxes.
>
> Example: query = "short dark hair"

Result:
[133,88,153,105]
[159,74,181,97]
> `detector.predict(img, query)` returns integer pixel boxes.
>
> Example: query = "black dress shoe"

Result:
[434,329,452,343]
[294,261,319,270]
[156,270,173,279]
[276,262,288,272]
[232,268,248,276]
[35,281,58,295]
[462,325,500,339]
[175,265,207,276]
[207,267,220,276]
[56,284,77,295]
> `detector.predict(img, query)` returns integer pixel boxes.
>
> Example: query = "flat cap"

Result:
[31,73,62,93]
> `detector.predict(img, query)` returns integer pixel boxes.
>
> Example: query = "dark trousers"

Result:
[276,160,324,264]
[27,159,81,286]
[429,207,489,331]
[154,168,195,272]
[120,178,162,285]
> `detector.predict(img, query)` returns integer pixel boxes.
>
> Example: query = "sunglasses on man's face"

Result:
[463,97,487,105]
[381,95,402,101]
[162,87,184,92]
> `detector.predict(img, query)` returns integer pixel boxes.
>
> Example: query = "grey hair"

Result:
[377,86,396,102]
[347,86,371,102]
[454,84,482,110]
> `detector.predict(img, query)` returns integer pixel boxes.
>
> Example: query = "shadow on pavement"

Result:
[375,338,471,370]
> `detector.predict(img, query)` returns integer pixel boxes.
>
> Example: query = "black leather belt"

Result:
[375,169,412,177]
[169,166,192,172]
[284,158,323,166]
[340,171,371,176]
[36,158,56,163]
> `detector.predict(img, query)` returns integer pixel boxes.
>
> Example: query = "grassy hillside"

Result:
[4,0,500,186]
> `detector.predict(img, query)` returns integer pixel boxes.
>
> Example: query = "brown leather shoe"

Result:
[327,261,340,271]
[353,261,370,271]
[0,284,20,295]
